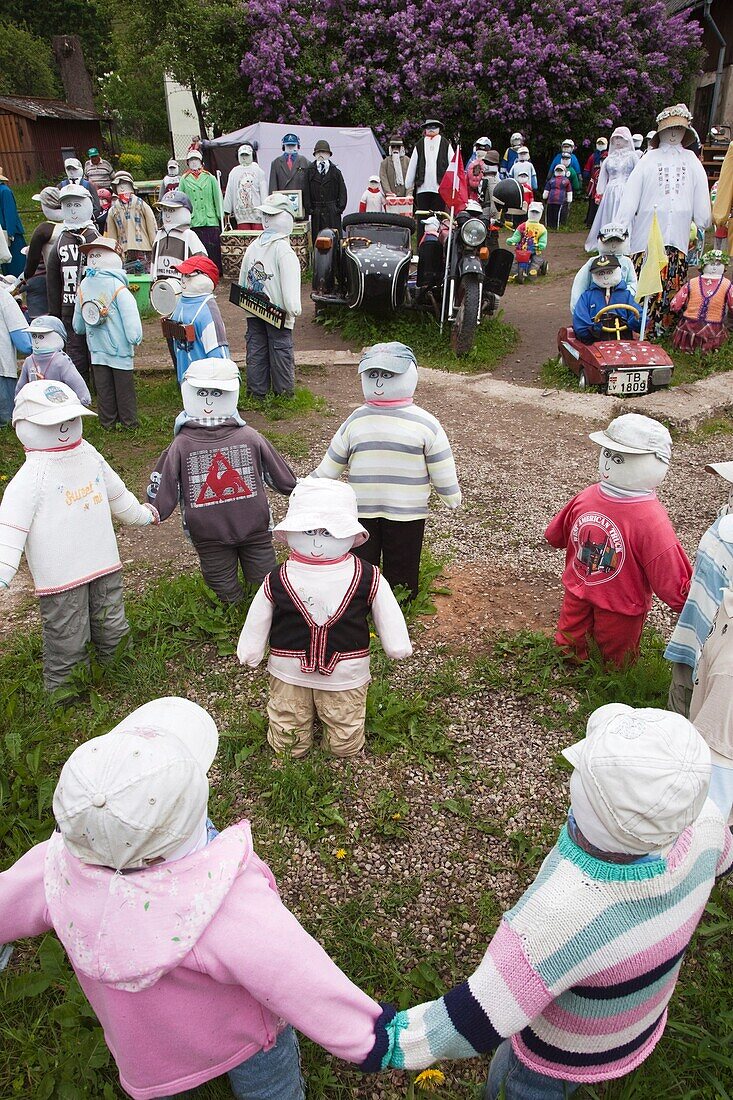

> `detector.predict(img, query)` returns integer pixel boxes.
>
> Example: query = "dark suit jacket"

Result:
[269,154,310,195]
[303,163,347,236]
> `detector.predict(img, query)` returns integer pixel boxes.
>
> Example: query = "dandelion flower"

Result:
[392,812,402,820]
[415,1068,445,1091]
[335,848,347,860]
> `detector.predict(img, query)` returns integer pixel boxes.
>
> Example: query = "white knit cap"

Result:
[12,380,96,426]
[53,698,218,870]
[563,704,710,852]
[273,478,368,544]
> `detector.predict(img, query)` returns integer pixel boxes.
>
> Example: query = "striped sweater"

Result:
[665,514,733,670]
[312,404,461,521]
[370,805,732,1082]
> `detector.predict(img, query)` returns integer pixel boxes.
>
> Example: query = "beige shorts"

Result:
[267,674,369,758]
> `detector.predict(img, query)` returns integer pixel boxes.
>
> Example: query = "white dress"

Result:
[585,131,640,251]
[615,144,712,256]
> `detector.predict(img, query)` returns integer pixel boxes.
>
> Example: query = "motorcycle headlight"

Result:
[460,218,487,247]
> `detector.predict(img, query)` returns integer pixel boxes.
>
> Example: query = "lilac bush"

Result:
[238,0,701,153]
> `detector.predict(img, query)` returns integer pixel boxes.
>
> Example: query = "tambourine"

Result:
[81,299,106,326]
[150,278,182,318]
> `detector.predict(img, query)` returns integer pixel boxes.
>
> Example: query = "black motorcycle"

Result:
[410,203,512,356]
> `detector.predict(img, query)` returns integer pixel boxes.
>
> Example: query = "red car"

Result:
[557,305,674,396]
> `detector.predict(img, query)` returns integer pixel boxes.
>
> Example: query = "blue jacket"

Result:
[169,294,230,382]
[572,281,641,343]
[73,268,143,370]
[549,152,581,179]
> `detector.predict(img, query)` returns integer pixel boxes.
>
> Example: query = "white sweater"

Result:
[615,144,711,255]
[238,232,302,330]
[0,439,152,595]
[237,555,412,689]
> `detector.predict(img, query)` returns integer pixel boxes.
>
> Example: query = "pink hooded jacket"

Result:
[0,822,383,1098]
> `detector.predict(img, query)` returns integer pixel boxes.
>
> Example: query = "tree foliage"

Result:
[0,0,113,80]
[0,24,59,98]
[238,0,703,155]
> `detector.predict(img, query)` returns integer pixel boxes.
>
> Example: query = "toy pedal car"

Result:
[557,304,674,395]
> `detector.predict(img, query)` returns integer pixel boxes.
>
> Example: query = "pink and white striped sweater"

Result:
[372,802,732,1082]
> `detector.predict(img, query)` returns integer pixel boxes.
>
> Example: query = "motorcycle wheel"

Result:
[451,277,481,357]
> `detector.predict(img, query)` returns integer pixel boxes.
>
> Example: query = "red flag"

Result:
[438,147,467,213]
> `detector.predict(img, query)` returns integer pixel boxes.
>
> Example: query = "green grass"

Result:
[316,307,518,374]
[11,180,47,239]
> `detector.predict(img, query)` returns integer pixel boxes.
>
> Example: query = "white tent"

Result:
[203,122,384,215]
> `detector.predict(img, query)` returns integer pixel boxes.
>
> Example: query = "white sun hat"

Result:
[273,478,368,545]
[53,698,219,870]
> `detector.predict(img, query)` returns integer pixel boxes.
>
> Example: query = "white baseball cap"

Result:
[53,698,218,870]
[182,358,240,391]
[563,704,710,852]
[589,413,672,464]
[255,192,294,216]
[60,183,91,201]
[705,461,733,483]
[273,478,368,544]
[12,380,96,426]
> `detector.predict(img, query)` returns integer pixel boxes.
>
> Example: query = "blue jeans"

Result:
[485,1040,579,1100]
[0,375,15,426]
[160,1026,304,1099]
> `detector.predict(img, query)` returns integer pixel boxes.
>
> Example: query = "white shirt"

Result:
[616,144,711,255]
[237,555,412,689]
[223,163,268,223]
[0,288,30,379]
[0,439,152,594]
[405,137,455,195]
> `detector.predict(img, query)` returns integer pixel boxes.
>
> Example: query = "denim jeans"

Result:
[160,1026,304,1099]
[0,375,15,425]
[485,1040,579,1100]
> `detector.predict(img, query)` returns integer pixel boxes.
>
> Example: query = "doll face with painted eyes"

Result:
[86,246,123,271]
[31,329,65,355]
[181,383,238,420]
[659,126,686,146]
[702,261,726,279]
[286,528,356,561]
[591,267,623,290]
[597,447,668,491]
[15,417,83,450]
[180,272,215,296]
[61,195,93,228]
[360,363,418,402]
[162,205,189,228]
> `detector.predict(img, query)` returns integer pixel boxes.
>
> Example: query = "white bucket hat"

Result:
[563,704,710,852]
[12,380,96,426]
[705,461,733,483]
[53,698,219,870]
[182,358,240,391]
[273,478,368,545]
[589,413,672,464]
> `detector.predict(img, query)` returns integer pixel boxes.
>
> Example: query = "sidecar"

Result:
[311,212,415,315]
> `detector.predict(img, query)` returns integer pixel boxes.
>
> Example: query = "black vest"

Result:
[415,136,450,191]
[266,557,379,675]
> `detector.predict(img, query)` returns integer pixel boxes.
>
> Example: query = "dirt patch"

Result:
[422,563,562,648]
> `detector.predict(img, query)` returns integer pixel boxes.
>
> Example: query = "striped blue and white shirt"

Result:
[665,514,733,670]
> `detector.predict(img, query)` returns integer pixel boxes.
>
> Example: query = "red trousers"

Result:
[554,589,647,667]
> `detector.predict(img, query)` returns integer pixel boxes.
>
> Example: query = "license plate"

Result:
[607,370,649,396]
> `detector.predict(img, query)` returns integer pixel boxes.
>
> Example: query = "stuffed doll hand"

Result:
[141,503,160,525]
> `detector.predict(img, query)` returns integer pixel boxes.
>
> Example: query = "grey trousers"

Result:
[245,317,295,397]
[667,660,694,718]
[195,532,277,603]
[92,364,139,428]
[39,571,129,691]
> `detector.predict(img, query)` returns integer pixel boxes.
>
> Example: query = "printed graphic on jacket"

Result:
[187,445,257,507]
[58,241,83,307]
[246,261,273,295]
[570,511,625,584]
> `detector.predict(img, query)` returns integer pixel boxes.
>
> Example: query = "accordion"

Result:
[161,318,195,344]
[229,284,286,329]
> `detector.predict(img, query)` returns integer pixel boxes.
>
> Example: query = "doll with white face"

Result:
[148,358,296,604]
[615,104,711,335]
[237,477,411,758]
[1,380,156,690]
[312,342,460,601]
[546,413,691,667]
[167,255,229,383]
[585,127,639,252]
[570,223,637,310]
[506,201,547,280]
[223,144,268,229]
[14,315,91,406]
[46,185,100,386]
[671,249,733,353]
[572,254,640,343]
[73,238,143,427]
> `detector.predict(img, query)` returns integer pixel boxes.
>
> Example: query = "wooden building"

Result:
[0,96,115,184]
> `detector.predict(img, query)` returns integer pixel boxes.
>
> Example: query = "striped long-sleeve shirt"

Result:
[312,404,461,521]
[369,806,732,1082]
[665,515,733,670]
